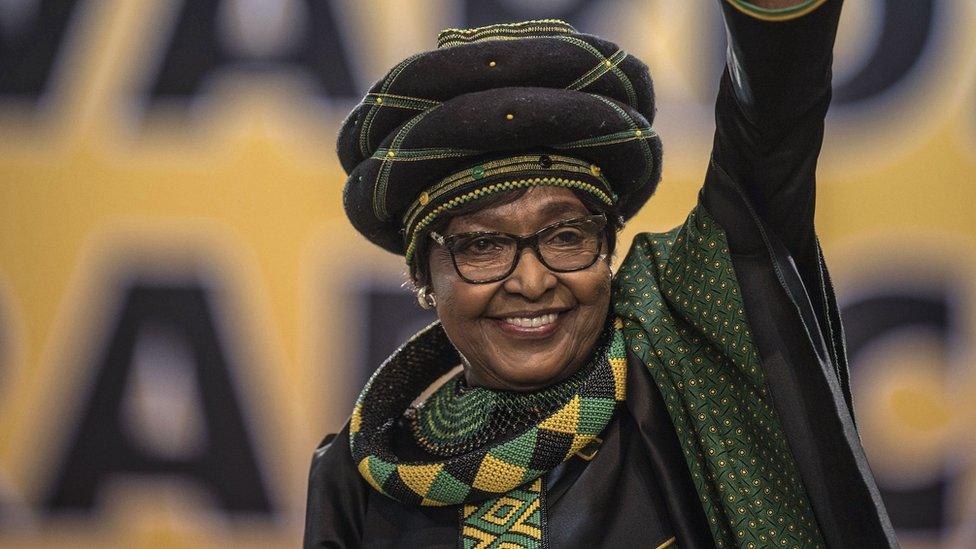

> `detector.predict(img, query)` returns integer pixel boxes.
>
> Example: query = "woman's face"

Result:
[427,187,612,391]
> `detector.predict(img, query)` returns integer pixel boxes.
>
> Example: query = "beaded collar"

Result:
[349,317,627,507]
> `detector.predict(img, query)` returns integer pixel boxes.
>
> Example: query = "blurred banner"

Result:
[1,0,974,547]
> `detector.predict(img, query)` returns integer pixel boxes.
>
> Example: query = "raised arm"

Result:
[702,0,841,281]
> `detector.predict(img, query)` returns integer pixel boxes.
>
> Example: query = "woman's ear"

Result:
[407,254,435,296]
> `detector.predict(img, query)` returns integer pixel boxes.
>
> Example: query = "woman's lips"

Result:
[504,312,558,328]
[491,310,567,338]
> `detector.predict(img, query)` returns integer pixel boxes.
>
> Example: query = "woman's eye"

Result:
[457,236,503,255]
[547,228,585,246]
[471,238,496,251]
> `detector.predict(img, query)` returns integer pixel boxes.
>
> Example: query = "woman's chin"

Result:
[478,357,580,392]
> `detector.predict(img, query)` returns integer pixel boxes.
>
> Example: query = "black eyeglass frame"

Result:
[428,214,608,284]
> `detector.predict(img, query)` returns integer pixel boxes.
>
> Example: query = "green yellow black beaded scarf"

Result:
[349,318,627,548]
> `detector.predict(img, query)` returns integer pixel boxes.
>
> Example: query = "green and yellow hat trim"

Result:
[402,153,616,264]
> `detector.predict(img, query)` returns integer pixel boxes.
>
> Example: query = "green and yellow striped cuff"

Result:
[724,0,828,22]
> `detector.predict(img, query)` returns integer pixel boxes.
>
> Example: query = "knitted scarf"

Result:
[349,318,627,548]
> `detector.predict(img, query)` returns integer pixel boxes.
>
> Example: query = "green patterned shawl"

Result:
[613,204,825,548]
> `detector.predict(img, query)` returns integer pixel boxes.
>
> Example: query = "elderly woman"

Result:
[305,1,897,547]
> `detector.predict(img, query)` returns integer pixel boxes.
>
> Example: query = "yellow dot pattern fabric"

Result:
[613,204,826,548]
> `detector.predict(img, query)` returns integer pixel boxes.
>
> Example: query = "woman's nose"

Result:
[502,247,558,299]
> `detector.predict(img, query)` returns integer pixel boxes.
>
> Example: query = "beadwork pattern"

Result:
[409,362,590,458]
[401,153,613,236]
[460,478,545,549]
[350,320,626,549]
[437,19,576,49]
[350,320,626,508]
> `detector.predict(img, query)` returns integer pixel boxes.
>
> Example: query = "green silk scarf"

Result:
[613,204,825,548]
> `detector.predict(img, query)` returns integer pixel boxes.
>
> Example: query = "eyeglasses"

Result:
[429,214,607,284]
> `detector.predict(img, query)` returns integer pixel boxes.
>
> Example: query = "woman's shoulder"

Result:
[308,422,359,490]
[615,204,720,277]
[304,422,368,547]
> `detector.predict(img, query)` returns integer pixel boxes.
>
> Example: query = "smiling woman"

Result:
[428,187,612,391]
[305,1,897,548]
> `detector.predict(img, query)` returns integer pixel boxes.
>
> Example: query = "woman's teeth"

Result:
[503,313,558,328]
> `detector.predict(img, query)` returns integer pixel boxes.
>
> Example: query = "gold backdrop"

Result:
[1,0,974,546]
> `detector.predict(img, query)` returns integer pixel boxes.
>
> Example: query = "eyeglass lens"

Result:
[450,217,604,282]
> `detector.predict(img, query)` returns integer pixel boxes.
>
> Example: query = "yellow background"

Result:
[1,0,974,546]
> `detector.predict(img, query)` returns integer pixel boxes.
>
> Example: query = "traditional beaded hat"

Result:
[337,19,663,262]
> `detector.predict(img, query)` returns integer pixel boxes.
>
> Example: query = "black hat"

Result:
[338,19,662,261]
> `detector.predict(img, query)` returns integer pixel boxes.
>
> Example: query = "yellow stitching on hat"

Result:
[372,148,479,162]
[567,49,628,94]
[373,106,443,220]
[439,34,562,48]
[359,52,425,158]
[586,94,655,186]
[553,36,638,108]
[549,127,656,149]
[441,24,571,40]
[363,93,441,111]
[371,92,440,105]
[439,19,573,36]
[438,25,577,48]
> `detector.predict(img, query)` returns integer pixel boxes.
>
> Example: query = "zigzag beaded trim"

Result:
[725,0,828,21]
[437,19,576,48]
[402,153,611,233]
[403,176,614,264]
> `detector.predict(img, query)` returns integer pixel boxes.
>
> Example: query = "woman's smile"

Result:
[491,308,570,338]
[427,187,611,391]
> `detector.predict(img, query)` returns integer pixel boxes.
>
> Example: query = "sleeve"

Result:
[702,0,841,285]
[303,425,368,548]
[700,0,853,410]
